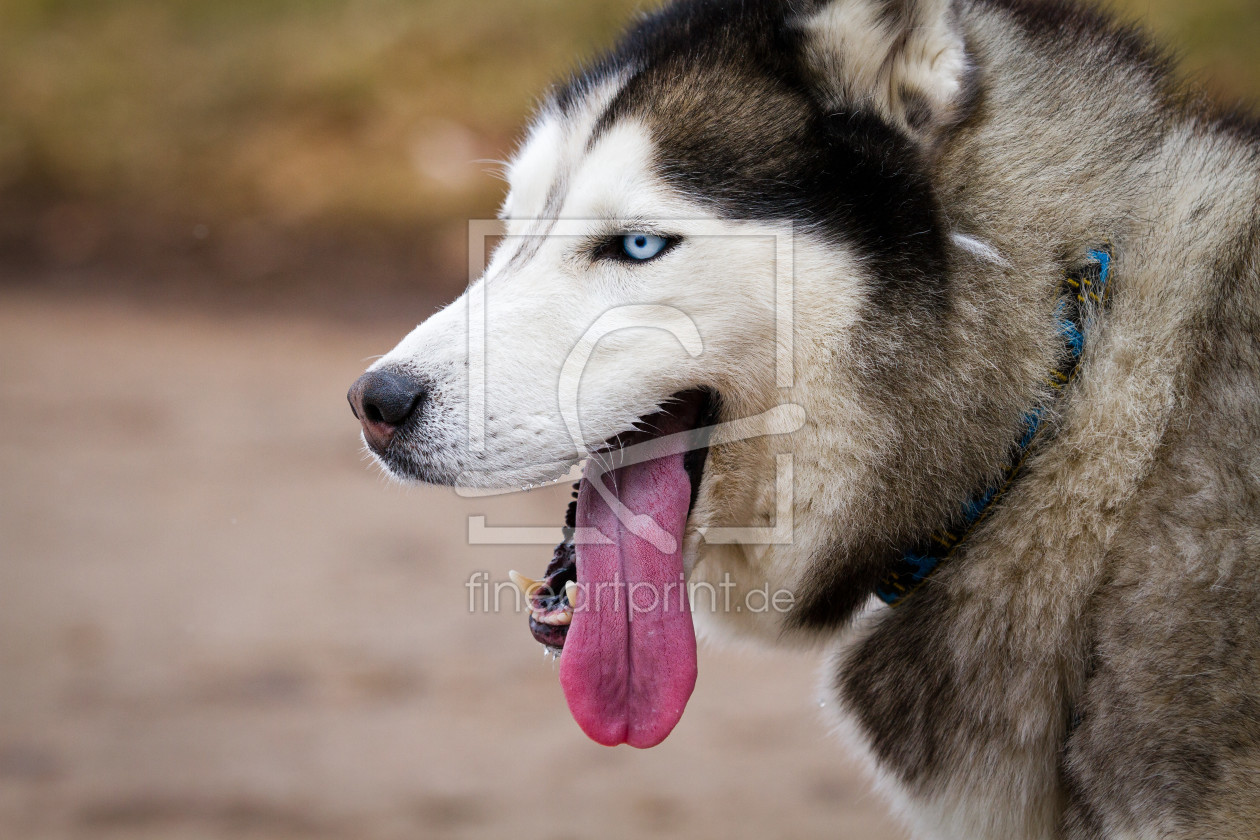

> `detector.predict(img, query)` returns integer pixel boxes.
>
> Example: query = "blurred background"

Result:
[0,1,1256,838]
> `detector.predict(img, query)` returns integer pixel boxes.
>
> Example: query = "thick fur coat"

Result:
[351,1,1260,836]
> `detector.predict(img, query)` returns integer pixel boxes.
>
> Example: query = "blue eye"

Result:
[621,233,669,261]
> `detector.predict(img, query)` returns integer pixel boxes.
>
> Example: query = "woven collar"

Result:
[875,249,1113,606]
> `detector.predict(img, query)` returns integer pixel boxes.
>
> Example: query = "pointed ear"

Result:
[797,0,974,144]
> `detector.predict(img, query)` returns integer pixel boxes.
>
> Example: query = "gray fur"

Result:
[359,0,1260,835]
[637,0,1259,833]
[827,1,1260,837]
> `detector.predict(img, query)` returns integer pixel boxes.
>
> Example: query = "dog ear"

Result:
[797,0,973,144]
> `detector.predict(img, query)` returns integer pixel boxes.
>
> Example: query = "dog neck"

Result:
[875,249,1114,606]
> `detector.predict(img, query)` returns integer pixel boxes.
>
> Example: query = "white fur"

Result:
[374,99,866,519]
[373,71,878,641]
[951,233,1009,266]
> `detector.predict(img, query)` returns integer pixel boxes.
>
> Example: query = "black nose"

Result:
[347,369,427,453]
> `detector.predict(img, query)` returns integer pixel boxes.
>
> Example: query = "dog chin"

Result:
[369,438,581,490]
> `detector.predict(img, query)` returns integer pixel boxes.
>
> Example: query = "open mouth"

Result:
[518,388,717,748]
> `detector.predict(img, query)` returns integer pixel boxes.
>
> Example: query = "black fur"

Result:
[558,0,951,318]
[556,0,967,637]
[839,582,973,786]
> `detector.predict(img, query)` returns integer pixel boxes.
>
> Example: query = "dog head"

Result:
[350,0,1039,650]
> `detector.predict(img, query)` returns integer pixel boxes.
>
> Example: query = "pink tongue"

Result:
[559,423,698,748]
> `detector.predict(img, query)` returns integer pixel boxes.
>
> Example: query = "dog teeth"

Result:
[531,607,573,626]
[509,569,543,598]
[515,571,575,626]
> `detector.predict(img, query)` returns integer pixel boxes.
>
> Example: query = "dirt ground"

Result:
[0,288,906,840]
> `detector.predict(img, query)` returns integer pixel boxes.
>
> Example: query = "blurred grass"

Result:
[0,0,644,311]
[0,0,1255,314]
[0,0,643,224]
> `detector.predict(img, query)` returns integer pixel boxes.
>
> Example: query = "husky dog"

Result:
[348,0,1260,836]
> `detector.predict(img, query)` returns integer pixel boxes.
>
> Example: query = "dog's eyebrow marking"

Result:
[951,232,1009,266]
[504,176,568,272]
[586,77,638,152]
[497,70,641,276]
[502,75,632,273]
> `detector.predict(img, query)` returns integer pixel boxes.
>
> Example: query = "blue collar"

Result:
[876,249,1113,606]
